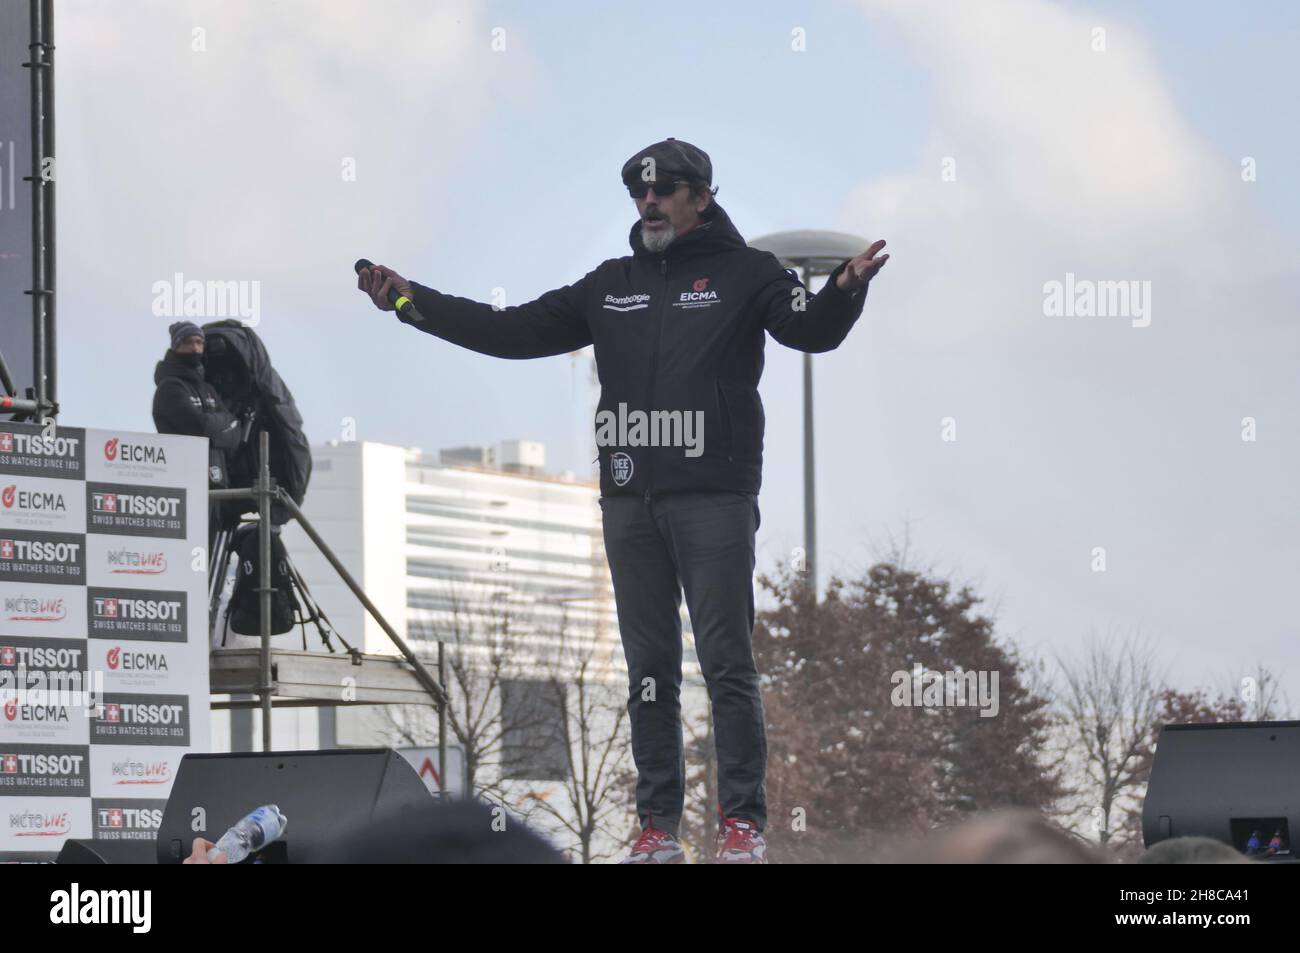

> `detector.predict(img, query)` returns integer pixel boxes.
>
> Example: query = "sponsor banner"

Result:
[0,743,91,797]
[86,430,205,487]
[0,581,85,638]
[88,746,184,797]
[91,692,191,747]
[99,640,183,693]
[1,426,209,855]
[0,529,86,587]
[86,481,187,540]
[0,474,84,533]
[0,693,90,746]
[0,424,86,481]
[91,796,167,842]
[87,586,187,643]
[0,636,93,745]
[0,797,91,852]
[84,535,197,588]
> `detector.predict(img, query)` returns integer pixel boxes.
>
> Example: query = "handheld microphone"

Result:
[355,258,414,316]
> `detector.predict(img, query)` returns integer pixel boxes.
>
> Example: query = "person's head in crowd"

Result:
[880,809,1112,864]
[1138,836,1254,864]
[169,321,204,356]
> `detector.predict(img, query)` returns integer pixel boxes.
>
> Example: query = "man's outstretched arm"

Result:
[758,239,889,353]
[358,263,593,359]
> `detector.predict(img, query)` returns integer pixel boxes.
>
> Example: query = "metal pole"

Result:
[41,0,54,412]
[438,641,447,800]
[273,491,447,709]
[258,430,273,750]
[801,264,817,596]
[27,0,51,420]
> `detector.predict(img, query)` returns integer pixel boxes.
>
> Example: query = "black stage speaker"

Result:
[1143,721,1300,858]
[157,748,435,864]
[155,747,563,863]
[56,838,158,865]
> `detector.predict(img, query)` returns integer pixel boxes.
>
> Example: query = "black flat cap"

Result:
[621,138,712,186]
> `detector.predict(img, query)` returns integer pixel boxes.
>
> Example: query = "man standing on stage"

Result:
[358,139,888,863]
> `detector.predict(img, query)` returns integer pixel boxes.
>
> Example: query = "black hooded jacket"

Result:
[152,350,242,486]
[401,202,871,497]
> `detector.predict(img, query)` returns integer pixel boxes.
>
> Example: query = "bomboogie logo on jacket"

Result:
[603,293,651,312]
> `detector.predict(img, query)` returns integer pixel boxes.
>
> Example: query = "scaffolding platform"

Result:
[209,648,438,709]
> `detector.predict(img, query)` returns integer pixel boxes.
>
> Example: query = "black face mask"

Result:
[177,351,204,369]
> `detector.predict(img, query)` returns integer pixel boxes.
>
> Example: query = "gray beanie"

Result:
[169,321,204,350]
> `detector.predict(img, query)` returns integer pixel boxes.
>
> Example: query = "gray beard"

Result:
[641,220,676,254]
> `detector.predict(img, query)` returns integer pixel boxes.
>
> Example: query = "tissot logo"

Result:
[0,531,86,587]
[3,751,86,775]
[97,701,183,726]
[91,491,178,517]
[0,537,81,562]
[1,643,84,670]
[1,431,81,458]
[87,483,186,539]
[92,596,180,622]
[0,426,86,479]
[92,693,190,745]
[95,805,163,832]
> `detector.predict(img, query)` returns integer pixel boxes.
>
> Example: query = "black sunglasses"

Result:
[625,177,686,199]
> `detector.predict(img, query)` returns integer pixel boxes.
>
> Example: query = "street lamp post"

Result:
[748,230,870,598]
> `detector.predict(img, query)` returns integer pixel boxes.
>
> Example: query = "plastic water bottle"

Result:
[209,805,288,864]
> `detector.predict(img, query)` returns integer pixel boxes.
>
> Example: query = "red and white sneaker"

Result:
[716,817,768,864]
[620,827,685,864]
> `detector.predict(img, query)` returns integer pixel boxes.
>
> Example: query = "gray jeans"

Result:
[600,491,767,836]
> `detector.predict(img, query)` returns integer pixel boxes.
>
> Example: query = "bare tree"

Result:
[508,612,635,864]
[679,705,719,862]
[380,589,549,804]
[1052,632,1165,849]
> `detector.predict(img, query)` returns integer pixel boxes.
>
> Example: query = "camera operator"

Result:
[151,321,242,548]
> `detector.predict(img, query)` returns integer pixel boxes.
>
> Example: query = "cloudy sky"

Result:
[50,0,1300,696]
